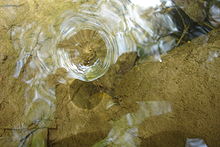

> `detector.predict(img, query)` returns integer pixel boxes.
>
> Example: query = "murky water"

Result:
[0,0,220,146]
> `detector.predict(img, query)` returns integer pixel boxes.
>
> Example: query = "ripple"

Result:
[53,3,137,81]
[9,0,213,145]
[12,0,211,82]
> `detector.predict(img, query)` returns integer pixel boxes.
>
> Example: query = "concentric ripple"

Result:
[53,3,136,81]
[9,0,218,145]
[13,0,213,82]
[57,29,107,67]
[53,0,178,80]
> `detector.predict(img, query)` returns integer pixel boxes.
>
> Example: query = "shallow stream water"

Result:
[0,0,220,146]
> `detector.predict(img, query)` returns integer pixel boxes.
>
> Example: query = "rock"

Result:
[174,0,206,23]
[174,0,220,28]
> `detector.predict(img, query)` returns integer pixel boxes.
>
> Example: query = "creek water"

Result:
[0,0,219,146]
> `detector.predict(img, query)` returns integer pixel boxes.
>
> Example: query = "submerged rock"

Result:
[174,0,220,28]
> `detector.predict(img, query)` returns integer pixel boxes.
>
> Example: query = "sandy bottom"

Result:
[0,10,220,147]
[0,31,220,147]
[49,30,220,147]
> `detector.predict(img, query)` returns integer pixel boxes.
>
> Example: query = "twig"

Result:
[176,25,189,46]
[174,6,190,46]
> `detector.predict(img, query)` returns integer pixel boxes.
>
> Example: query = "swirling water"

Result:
[1,0,219,146]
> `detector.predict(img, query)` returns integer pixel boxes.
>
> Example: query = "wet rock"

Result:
[174,0,220,28]
[174,0,206,23]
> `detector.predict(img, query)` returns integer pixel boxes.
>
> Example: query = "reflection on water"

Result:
[185,138,208,147]
[207,51,220,62]
[0,0,219,146]
[94,101,172,147]
[12,0,213,82]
